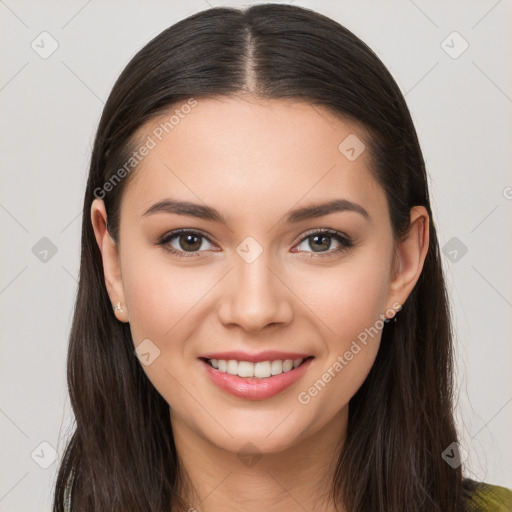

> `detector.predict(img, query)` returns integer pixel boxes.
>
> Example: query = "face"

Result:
[92,95,428,457]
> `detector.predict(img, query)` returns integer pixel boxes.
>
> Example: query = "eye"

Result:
[294,229,354,257]
[157,229,216,257]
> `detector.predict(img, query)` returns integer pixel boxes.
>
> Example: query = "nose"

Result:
[217,251,294,334]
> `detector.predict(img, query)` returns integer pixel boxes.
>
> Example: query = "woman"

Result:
[53,4,512,511]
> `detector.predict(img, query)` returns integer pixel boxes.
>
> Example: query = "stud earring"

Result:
[112,302,123,312]
[384,304,402,324]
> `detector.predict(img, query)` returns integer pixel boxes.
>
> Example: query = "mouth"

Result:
[198,355,315,400]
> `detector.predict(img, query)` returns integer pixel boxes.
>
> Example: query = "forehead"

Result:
[120,96,387,226]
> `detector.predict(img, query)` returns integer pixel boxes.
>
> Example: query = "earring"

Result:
[384,304,402,324]
[112,302,123,312]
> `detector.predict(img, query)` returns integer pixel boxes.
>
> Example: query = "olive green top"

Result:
[467,481,512,511]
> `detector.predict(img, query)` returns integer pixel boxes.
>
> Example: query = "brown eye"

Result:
[158,229,215,257]
[177,233,203,251]
[295,229,353,256]
[306,234,332,252]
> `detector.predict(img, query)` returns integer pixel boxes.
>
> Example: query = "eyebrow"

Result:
[142,198,370,224]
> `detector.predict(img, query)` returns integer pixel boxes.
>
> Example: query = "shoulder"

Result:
[465,479,512,512]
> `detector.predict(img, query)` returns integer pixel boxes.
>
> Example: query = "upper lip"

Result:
[199,351,313,363]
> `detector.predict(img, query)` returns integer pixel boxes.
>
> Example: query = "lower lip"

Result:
[200,357,314,400]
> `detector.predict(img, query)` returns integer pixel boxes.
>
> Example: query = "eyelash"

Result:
[156,228,354,259]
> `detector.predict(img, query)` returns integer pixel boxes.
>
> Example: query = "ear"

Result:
[90,198,129,323]
[386,206,430,314]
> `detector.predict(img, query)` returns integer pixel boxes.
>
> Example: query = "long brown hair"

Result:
[53,4,474,511]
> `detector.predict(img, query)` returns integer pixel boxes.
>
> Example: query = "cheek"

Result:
[120,246,213,347]
[119,250,215,410]
[292,247,391,406]
[294,249,392,343]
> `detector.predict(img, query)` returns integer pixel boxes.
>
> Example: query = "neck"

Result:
[171,407,348,512]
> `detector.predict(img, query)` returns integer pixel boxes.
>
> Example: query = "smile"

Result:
[199,356,315,400]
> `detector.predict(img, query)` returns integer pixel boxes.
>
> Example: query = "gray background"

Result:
[1,0,511,510]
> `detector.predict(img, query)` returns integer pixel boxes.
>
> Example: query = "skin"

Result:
[91,95,429,512]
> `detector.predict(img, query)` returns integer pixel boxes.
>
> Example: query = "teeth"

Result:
[208,358,305,378]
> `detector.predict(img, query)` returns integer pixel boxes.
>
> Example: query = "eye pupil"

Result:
[180,234,201,251]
